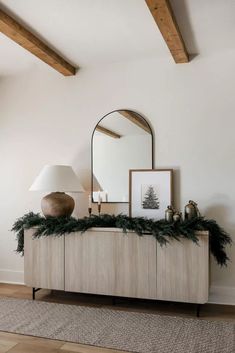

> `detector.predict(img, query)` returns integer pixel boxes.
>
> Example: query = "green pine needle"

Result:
[11,212,232,266]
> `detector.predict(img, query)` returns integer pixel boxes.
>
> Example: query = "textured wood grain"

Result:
[0,9,76,76]
[0,338,18,352]
[145,0,189,63]
[118,110,151,133]
[156,231,209,303]
[96,125,121,139]
[65,230,157,299]
[24,228,209,304]
[24,229,64,290]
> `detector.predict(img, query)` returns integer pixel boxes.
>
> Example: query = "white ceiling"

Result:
[0,0,167,76]
[170,0,235,55]
[0,0,235,76]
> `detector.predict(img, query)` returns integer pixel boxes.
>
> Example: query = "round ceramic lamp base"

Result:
[41,192,75,217]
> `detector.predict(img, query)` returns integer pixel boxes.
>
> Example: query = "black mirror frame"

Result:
[91,109,154,203]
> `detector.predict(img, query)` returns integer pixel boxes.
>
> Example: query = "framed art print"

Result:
[129,169,173,219]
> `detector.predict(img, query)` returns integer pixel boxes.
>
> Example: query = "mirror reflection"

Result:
[92,109,153,203]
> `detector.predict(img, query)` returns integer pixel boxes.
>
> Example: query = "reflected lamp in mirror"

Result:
[30,165,84,217]
[91,109,153,203]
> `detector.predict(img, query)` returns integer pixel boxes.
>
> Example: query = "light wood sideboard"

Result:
[24,228,209,304]
[24,229,64,291]
[65,229,157,299]
[156,234,209,303]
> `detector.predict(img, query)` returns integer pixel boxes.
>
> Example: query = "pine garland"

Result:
[12,212,232,266]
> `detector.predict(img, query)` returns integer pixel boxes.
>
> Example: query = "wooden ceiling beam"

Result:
[145,0,189,63]
[0,9,77,76]
[118,111,151,134]
[96,125,121,139]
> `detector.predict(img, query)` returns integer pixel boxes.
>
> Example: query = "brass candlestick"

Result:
[98,204,101,216]
[88,207,92,217]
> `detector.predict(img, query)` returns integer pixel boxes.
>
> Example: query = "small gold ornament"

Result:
[184,200,200,220]
[165,205,174,222]
[173,212,182,222]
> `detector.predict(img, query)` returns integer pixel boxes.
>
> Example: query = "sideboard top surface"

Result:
[87,228,209,235]
[27,227,209,236]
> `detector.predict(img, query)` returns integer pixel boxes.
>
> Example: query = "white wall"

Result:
[0,53,235,303]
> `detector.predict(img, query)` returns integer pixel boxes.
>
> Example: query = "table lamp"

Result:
[30,165,84,217]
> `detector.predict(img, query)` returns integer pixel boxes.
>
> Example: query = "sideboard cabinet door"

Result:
[156,232,209,304]
[65,230,157,299]
[24,229,64,290]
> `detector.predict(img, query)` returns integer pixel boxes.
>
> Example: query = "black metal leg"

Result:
[32,287,41,300]
[196,304,201,317]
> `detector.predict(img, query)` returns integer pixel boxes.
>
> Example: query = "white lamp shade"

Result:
[30,165,85,192]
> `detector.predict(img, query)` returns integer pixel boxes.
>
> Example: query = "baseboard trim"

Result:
[209,285,235,305]
[0,269,24,285]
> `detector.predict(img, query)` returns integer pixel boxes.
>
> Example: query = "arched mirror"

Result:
[91,109,153,203]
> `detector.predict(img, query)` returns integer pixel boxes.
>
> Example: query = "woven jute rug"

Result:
[0,297,234,353]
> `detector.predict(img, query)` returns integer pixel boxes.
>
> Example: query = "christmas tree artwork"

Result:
[142,185,160,209]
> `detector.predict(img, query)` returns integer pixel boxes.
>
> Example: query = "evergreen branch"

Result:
[11,212,232,266]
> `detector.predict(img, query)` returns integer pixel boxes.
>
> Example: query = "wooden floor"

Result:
[0,284,234,353]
